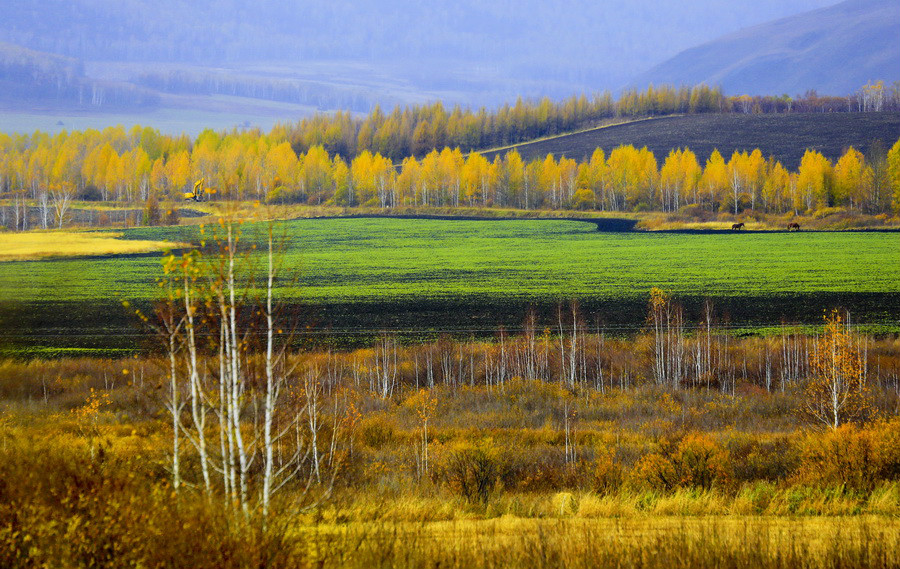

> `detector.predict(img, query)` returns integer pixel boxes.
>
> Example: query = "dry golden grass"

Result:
[3,355,900,568]
[291,516,900,568]
[0,231,186,261]
[637,219,750,231]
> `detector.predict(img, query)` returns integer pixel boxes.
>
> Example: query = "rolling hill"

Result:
[629,0,900,96]
[478,112,900,169]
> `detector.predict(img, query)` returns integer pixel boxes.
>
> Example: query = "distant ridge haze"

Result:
[0,0,837,109]
[1,0,892,134]
[630,0,900,96]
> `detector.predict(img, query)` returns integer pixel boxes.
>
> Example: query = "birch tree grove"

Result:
[147,217,345,521]
[648,287,685,388]
[804,310,871,429]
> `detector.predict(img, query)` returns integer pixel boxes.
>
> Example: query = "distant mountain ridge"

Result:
[630,0,900,96]
[0,0,835,110]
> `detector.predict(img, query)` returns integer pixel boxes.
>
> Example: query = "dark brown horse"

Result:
[787,222,801,231]
[731,222,745,230]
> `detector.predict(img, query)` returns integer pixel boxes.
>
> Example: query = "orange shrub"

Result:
[726,434,799,484]
[630,433,731,491]
[436,441,503,504]
[631,454,678,491]
[593,451,625,493]
[0,431,300,569]
[673,433,732,489]
[792,420,900,491]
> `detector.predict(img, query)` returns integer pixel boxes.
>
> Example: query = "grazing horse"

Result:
[731,222,745,230]
[787,222,801,231]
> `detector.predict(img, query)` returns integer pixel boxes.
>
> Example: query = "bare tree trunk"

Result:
[181,257,211,494]
[306,369,321,484]
[569,303,578,387]
[218,322,233,504]
[38,190,50,229]
[51,185,74,229]
[167,323,182,491]
[262,227,277,518]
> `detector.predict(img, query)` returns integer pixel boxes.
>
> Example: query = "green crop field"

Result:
[4,218,900,301]
[1,218,899,351]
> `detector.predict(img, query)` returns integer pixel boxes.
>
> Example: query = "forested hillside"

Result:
[2,0,892,126]
[0,42,158,110]
[479,113,900,170]
[242,85,900,163]
[632,0,900,96]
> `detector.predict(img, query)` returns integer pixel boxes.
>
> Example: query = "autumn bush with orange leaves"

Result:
[791,419,900,491]
[629,433,732,492]
[0,422,299,569]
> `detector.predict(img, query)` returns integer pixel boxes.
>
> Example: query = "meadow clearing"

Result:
[0,230,185,261]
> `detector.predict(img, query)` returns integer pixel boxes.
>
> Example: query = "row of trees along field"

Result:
[2,124,900,228]
[287,81,900,161]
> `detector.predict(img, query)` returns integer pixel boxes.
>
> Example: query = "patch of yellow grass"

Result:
[291,515,900,568]
[636,219,768,231]
[0,231,187,261]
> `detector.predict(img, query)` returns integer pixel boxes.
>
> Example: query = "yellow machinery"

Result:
[183,179,216,201]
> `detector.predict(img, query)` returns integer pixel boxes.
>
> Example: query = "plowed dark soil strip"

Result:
[479,113,900,170]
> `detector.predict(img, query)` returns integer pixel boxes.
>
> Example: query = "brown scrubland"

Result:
[2,306,899,567]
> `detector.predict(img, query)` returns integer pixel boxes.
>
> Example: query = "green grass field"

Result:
[1,218,898,352]
[3,218,899,303]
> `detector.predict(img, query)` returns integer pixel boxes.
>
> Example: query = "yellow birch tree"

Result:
[805,310,871,429]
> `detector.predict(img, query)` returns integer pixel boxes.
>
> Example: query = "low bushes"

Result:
[792,420,900,491]
[0,431,299,569]
[629,433,731,491]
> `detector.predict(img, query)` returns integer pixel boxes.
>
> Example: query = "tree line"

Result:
[286,82,900,161]
[1,122,899,229]
[135,69,394,115]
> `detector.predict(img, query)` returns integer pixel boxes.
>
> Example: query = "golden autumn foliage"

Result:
[889,138,900,214]
[792,420,900,491]
[804,310,873,429]
[0,428,295,569]
[630,433,731,491]
[1,347,900,567]
[1,291,900,568]
[3,110,898,222]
